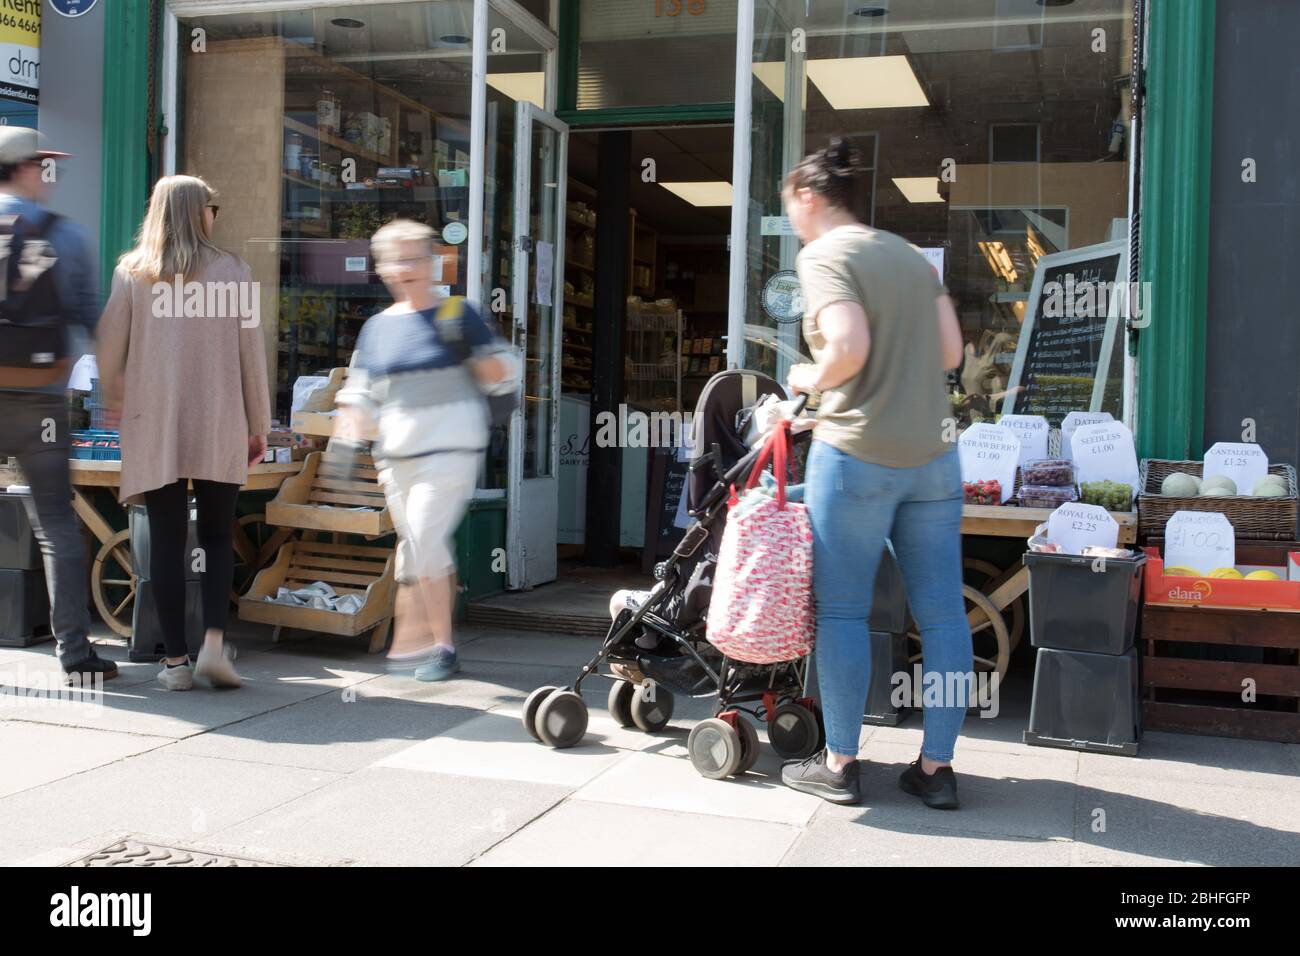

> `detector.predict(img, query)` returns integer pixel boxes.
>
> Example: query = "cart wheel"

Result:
[963,557,1026,651]
[907,585,1011,705]
[629,681,674,733]
[534,689,589,749]
[688,718,742,779]
[231,513,272,598]
[522,685,558,741]
[607,679,636,728]
[768,701,821,759]
[735,716,761,775]
[91,529,136,638]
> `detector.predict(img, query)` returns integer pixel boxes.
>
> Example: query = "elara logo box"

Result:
[1143,547,1300,611]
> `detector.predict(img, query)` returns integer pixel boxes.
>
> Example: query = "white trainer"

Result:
[194,643,242,689]
[158,661,194,691]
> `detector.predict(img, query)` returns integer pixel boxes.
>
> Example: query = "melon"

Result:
[1160,472,1201,497]
[1200,475,1237,496]
[1251,475,1288,497]
[1246,569,1283,581]
[1209,567,1244,579]
[1163,565,1202,577]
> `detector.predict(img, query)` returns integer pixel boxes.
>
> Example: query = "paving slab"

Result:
[358,661,578,710]
[473,800,801,867]
[0,750,341,849]
[572,750,824,827]
[168,691,483,773]
[213,766,570,866]
[454,630,601,668]
[0,721,170,798]
[1077,731,1300,790]
[375,707,656,787]
[1068,775,1300,867]
[782,813,1075,866]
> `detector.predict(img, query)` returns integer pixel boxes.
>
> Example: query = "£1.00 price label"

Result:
[1164,511,1235,575]
[1202,442,1268,496]
[1047,502,1119,554]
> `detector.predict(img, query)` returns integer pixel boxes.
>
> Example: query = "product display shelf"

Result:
[239,537,396,653]
[290,366,348,438]
[267,447,393,537]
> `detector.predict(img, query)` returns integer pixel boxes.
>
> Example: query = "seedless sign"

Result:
[1071,420,1139,493]
[1060,410,1114,462]
[1202,442,1268,495]
[958,423,1020,503]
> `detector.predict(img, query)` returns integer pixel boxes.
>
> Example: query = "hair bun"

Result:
[824,138,856,174]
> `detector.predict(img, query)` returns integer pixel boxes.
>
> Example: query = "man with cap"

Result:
[0,127,115,683]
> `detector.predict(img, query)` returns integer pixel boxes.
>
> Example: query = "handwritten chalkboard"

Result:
[643,447,692,568]
[1005,240,1126,429]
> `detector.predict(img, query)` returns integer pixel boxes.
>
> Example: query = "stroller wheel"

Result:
[735,716,761,775]
[688,718,742,779]
[522,685,558,741]
[607,679,636,728]
[535,689,589,749]
[769,702,821,759]
[630,682,675,733]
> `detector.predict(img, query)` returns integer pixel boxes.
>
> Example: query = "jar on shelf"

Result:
[284,133,303,173]
[317,90,341,135]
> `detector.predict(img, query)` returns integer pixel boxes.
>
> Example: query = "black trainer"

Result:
[62,653,119,686]
[781,750,861,805]
[898,756,960,810]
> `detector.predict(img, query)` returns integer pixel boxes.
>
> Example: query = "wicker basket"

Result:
[1137,459,1298,540]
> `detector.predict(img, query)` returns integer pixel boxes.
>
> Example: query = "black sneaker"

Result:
[62,653,119,686]
[898,757,960,810]
[781,750,861,805]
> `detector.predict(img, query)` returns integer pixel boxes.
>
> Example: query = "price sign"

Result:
[958,423,1020,503]
[1047,502,1119,555]
[1203,442,1268,496]
[1060,411,1114,462]
[1072,421,1139,494]
[998,414,1049,467]
[1164,511,1235,575]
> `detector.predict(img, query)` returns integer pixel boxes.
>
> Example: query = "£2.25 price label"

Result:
[1047,502,1119,554]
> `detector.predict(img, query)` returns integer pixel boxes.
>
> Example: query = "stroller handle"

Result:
[719,392,809,487]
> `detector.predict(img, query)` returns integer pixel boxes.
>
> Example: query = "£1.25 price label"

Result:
[1047,502,1119,554]
[1202,442,1268,496]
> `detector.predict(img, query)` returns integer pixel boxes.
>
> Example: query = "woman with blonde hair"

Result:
[98,174,271,691]
[335,218,519,681]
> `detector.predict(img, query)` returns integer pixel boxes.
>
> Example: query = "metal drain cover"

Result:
[72,840,276,867]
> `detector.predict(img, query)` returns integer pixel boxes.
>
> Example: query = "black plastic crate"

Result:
[0,493,41,570]
[863,630,910,726]
[0,568,51,647]
[1025,550,1146,654]
[1025,646,1140,756]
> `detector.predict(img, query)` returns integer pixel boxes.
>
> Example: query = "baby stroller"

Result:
[521,369,825,779]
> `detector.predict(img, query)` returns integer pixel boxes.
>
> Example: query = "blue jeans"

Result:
[804,440,972,762]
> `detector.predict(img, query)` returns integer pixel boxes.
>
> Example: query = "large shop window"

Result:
[178,1,547,490]
[744,0,1134,428]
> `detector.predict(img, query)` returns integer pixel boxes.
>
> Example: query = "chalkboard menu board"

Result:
[643,446,692,568]
[1005,240,1126,429]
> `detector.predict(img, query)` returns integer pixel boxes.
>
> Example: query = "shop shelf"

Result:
[239,538,395,648]
[267,447,392,536]
[289,366,347,437]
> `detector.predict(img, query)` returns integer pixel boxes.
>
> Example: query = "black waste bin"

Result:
[869,543,907,633]
[863,630,910,726]
[128,505,205,663]
[1025,550,1146,654]
[0,567,51,647]
[0,492,41,570]
[1024,646,1140,756]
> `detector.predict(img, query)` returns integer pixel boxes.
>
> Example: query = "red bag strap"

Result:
[743,419,792,509]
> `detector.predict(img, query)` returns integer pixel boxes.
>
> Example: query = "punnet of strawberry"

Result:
[963,479,1002,505]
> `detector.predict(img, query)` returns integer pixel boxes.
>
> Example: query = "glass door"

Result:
[506,101,568,589]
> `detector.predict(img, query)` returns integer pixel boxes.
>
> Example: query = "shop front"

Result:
[154,0,1150,607]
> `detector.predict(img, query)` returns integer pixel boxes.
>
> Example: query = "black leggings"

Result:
[143,479,240,659]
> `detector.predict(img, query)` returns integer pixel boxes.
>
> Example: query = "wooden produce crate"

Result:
[239,539,396,652]
[290,366,347,438]
[1138,459,1298,540]
[267,448,392,536]
[1141,602,1300,744]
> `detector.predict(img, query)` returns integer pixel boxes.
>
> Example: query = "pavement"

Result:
[0,621,1298,867]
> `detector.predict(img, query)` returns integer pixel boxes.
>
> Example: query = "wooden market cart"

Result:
[0,457,302,638]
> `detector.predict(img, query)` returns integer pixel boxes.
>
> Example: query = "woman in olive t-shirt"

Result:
[776,139,974,810]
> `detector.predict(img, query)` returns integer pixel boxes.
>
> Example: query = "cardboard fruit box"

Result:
[1142,546,1300,611]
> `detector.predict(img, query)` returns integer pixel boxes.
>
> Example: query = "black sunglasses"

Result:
[206,204,220,219]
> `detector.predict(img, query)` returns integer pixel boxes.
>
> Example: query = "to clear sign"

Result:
[1202,442,1268,496]
[998,414,1049,466]
[1047,502,1119,554]
[1164,511,1235,575]
[958,423,1020,503]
